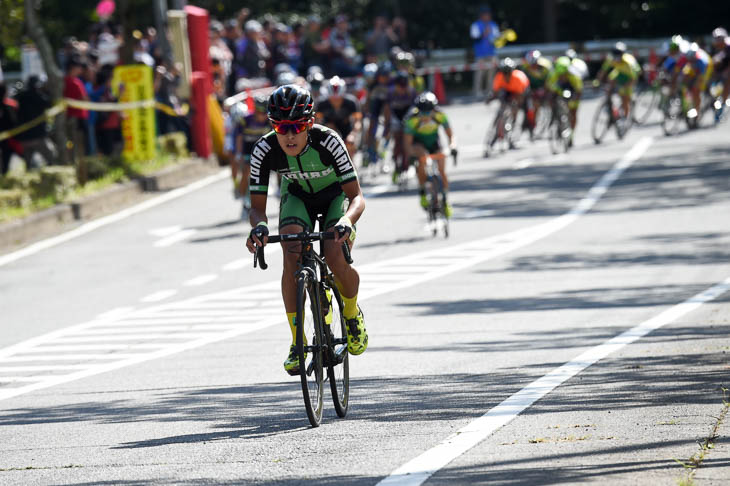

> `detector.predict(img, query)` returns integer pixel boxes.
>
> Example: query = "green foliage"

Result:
[0,0,25,66]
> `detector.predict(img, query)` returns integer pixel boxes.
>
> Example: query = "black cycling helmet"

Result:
[415,91,438,112]
[498,57,516,74]
[267,84,314,122]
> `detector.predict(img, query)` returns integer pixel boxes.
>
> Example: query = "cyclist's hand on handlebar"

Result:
[246,222,269,253]
[334,216,354,245]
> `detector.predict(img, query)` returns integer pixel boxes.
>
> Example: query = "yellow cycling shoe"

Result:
[346,308,368,355]
[283,344,302,376]
[420,193,429,209]
[444,203,453,219]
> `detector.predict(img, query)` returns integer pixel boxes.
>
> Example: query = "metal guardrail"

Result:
[421,37,670,68]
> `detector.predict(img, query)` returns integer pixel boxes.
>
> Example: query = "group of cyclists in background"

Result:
[228,27,730,221]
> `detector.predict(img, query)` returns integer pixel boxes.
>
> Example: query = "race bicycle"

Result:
[484,93,519,157]
[254,216,353,427]
[591,85,631,144]
[548,89,573,154]
[423,151,455,238]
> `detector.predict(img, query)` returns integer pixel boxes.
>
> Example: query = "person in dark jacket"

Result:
[15,76,57,168]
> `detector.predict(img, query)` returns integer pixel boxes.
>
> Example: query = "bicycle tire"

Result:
[534,103,552,139]
[325,282,349,418]
[662,96,684,136]
[632,86,658,125]
[591,101,611,144]
[296,275,324,427]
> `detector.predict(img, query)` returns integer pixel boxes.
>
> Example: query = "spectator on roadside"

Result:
[270,23,293,78]
[470,5,500,98]
[237,20,269,81]
[81,60,99,156]
[0,82,19,176]
[15,76,57,168]
[63,57,89,174]
[366,15,396,64]
[300,15,329,75]
[90,65,121,156]
[329,15,358,77]
[391,17,409,50]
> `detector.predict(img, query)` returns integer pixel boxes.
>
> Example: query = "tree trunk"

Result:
[24,0,68,165]
[543,0,558,43]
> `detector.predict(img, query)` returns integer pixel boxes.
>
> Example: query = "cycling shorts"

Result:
[279,179,347,232]
[413,137,441,155]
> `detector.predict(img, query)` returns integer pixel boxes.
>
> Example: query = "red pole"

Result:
[185,6,211,158]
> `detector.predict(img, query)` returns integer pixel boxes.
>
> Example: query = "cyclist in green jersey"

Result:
[595,42,641,119]
[245,85,368,375]
[547,56,584,137]
[403,92,457,217]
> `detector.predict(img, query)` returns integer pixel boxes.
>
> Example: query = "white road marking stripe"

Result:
[377,276,730,486]
[0,138,655,401]
[514,157,535,169]
[222,258,248,271]
[154,229,198,248]
[0,376,61,383]
[140,289,178,303]
[96,307,136,320]
[69,324,241,335]
[22,344,136,352]
[148,225,183,237]
[0,169,229,268]
[0,365,88,372]
[52,333,229,343]
[0,354,143,362]
[183,274,219,286]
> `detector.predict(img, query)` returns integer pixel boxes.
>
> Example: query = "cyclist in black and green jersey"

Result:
[245,85,368,375]
[404,92,457,217]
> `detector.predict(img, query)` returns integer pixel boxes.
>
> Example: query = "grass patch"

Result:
[674,387,729,486]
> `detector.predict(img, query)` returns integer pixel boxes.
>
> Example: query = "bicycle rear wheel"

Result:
[324,283,349,418]
[296,276,324,427]
[591,101,611,144]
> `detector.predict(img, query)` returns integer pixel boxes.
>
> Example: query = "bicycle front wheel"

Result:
[325,282,349,418]
[662,96,684,136]
[296,276,324,427]
[632,86,658,125]
[591,101,611,144]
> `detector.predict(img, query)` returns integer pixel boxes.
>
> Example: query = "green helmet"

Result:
[554,56,571,75]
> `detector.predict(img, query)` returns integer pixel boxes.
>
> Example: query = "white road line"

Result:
[148,225,183,237]
[96,307,136,320]
[154,229,198,248]
[0,138,655,401]
[0,365,88,372]
[222,258,248,271]
[513,157,535,169]
[0,169,229,268]
[52,333,226,343]
[140,289,178,303]
[22,344,136,352]
[377,276,730,486]
[0,376,61,383]
[183,274,219,286]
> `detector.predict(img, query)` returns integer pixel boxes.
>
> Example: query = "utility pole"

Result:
[153,0,173,62]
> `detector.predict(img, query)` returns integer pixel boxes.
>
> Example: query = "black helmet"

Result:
[415,91,438,112]
[498,57,516,74]
[267,84,314,122]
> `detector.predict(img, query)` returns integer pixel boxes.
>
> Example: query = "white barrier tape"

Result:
[64,98,156,111]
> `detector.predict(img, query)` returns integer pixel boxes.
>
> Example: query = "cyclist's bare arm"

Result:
[334,180,366,245]
[403,132,415,158]
[246,193,269,252]
[445,126,456,149]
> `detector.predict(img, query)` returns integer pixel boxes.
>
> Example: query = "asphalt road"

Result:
[1,98,729,485]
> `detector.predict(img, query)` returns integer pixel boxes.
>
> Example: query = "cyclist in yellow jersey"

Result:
[403,92,456,216]
[521,50,552,137]
[546,56,583,137]
[596,42,641,119]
